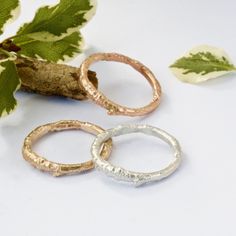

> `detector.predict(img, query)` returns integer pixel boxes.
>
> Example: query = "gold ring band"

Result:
[80,53,162,116]
[22,120,112,176]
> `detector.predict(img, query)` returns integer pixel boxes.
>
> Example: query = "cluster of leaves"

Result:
[170,45,236,83]
[0,0,96,117]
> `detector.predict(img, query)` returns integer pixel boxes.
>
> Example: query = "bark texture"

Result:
[15,57,98,100]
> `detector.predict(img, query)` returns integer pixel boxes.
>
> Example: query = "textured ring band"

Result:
[91,124,182,186]
[22,120,112,176]
[80,53,162,116]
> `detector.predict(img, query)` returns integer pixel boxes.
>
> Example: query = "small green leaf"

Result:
[170,45,236,83]
[16,0,96,41]
[0,60,20,117]
[0,0,20,35]
[14,32,83,62]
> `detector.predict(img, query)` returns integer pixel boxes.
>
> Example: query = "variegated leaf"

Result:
[170,45,236,83]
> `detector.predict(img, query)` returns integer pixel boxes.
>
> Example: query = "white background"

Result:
[0,0,236,235]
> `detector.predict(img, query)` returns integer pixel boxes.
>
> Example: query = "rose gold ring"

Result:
[79,53,162,116]
[22,120,112,176]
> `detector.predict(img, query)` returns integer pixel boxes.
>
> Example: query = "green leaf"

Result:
[14,32,83,62]
[0,60,20,117]
[0,0,20,35]
[16,0,96,41]
[11,0,96,62]
[170,45,236,83]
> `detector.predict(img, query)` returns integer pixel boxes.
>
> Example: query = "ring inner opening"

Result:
[106,133,173,172]
[33,130,95,164]
[90,61,153,108]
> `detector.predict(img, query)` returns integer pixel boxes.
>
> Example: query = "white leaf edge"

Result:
[58,35,85,63]
[0,61,21,117]
[170,45,235,83]
[17,33,85,63]
[17,0,97,42]
[0,2,21,35]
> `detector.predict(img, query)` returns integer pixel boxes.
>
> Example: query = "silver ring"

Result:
[91,124,182,186]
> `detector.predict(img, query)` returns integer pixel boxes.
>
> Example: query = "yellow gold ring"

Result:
[22,120,112,176]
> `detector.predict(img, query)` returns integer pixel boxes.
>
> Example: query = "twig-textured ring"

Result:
[91,124,182,186]
[80,53,162,116]
[22,120,112,176]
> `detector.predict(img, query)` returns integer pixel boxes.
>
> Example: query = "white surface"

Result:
[0,0,236,235]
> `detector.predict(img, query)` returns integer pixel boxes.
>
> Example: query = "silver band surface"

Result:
[91,124,182,186]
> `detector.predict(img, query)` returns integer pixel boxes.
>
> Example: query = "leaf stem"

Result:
[0,48,13,57]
